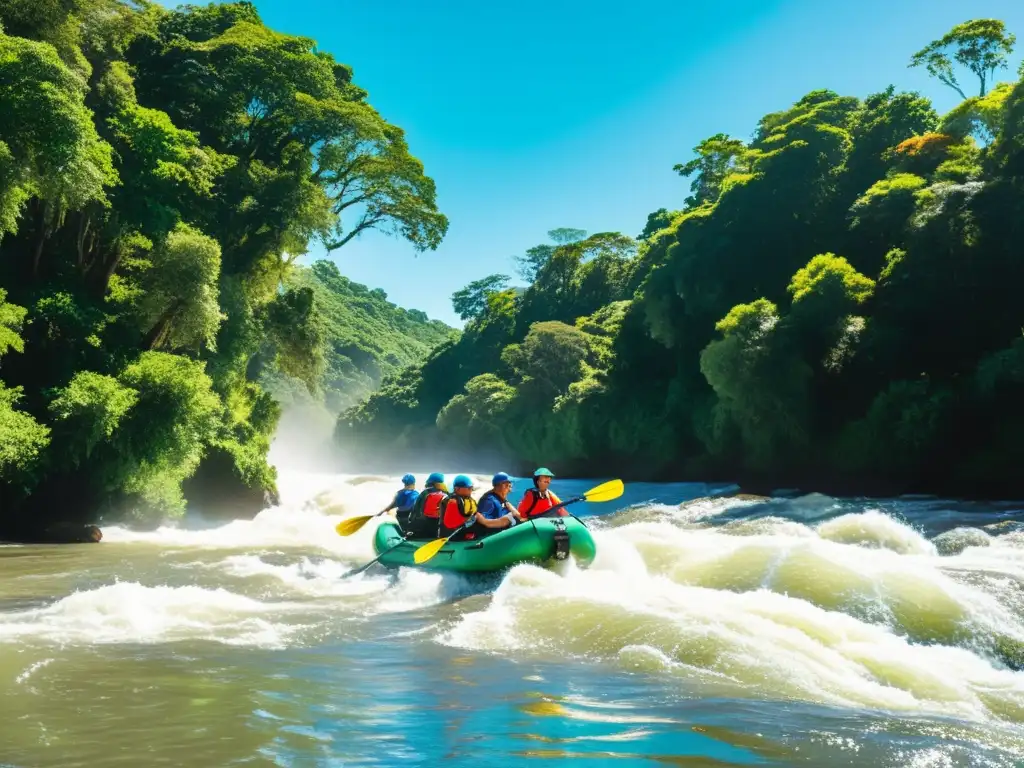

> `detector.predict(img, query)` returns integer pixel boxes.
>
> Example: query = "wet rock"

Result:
[182,446,279,521]
[0,523,103,544]
[932,527,992,555]
[995,636,1024,672]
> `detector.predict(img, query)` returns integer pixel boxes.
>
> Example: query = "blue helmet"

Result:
[401,473,415,485]
[453,474,475,489]
[426,472,445,487]
[492,472,512,486]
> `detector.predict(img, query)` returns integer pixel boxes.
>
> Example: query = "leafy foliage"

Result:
[451,274,511,322]
[340,17,1024,498]
[910,19,1015,98]
[0,1,447,532]
[260,260,453,416]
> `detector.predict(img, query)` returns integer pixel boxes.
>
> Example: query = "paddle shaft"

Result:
[340,533,411,579]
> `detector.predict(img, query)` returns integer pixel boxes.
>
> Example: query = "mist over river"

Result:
[4,472,1024,767]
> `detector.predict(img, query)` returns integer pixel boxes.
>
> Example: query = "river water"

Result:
[4,472,1024,767]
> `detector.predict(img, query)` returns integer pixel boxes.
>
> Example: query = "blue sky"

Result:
[190,1,1024,326]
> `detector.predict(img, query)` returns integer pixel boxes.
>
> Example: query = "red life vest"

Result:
[519,488,564,518]
[421,490,444,519]
[440,494,478,535]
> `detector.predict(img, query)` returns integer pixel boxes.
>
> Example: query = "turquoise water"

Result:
[3,472,1024,766]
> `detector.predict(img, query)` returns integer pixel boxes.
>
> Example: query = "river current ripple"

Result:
[3,471,1024,766]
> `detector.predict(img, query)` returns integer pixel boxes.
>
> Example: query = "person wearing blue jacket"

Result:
[382,474,419,528]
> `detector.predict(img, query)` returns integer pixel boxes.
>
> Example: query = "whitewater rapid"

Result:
[5,471,1024,733]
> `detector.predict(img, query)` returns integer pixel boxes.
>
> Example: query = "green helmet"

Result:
[533,467,555,478]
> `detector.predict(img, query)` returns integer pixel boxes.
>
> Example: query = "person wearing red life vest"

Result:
[518,467,564,519]
[440,475,521,540]
[404,472,447,538]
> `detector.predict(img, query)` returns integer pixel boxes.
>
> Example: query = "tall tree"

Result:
[451,274,511,322]
[320,122,448,252]
[674,133,749,208]
[514,228,587,282]
[548,227,588,245]
[910,19,1016,98]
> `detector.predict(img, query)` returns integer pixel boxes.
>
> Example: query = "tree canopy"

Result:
[0,0,447,534]
[338,17,1024,499]
[910,19,1016,98]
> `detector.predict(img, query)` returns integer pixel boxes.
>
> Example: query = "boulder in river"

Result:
[0,523,103,544]
[182,446,280,521]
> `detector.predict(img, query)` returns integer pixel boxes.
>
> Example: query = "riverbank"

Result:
[0,523,104,546]
[6,459,1024,547]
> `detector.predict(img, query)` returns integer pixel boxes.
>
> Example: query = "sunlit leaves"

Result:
[675,133,749,208]
[0,288,27,357]
[137,223,224,351]
[0,31,116,239]
[112,351,222,518]
[0,383,50,485]
[451,274,511,322]
[107,104,231,235]
[48,370,137,462]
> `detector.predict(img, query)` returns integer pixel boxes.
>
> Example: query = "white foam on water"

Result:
[101,505,370,556]
[219,553,388,598]
[216,553,480,615]
[0,582,303,648]
[443,563,1024,723]
[97,470,413,556]
[15,657,54,684]
[603,495,762,530]
[815,510,936,555]
[602,515,1024,649]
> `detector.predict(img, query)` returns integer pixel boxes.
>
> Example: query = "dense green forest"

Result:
[0,0,447,536]
[340,19,1024,498]
[261,261,453,460]
[264,261,453,416]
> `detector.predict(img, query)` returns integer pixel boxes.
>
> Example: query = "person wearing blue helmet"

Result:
[404,472,447,538]
[475,472,522,525]
[439,474,521,539]
[382,474,419,528]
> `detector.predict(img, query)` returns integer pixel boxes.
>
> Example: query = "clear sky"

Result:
[198,0,1024,326]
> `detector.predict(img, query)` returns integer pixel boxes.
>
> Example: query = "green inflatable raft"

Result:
[371,517,597,573]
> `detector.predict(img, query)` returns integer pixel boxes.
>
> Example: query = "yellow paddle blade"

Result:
[582,479,624,503]
[413,537,449,565]
[335,515,373,537]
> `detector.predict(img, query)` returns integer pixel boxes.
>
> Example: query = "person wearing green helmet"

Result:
[518,467,564,519]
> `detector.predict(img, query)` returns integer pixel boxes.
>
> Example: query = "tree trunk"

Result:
[95,248,123,298]
[76,212,91,269]
[143,303,179,350]
[32,201,50,279]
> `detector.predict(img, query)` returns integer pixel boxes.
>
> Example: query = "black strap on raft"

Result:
[438,493,477,537]
[551,517,570,561]
[523,488,541,518]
